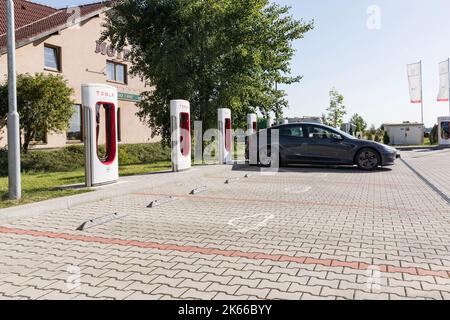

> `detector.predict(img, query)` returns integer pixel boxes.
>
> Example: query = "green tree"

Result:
[430,124,438,145]
[383,130,390,145]
[101,0,313,143]
[0,73,74,152]
[374,128,384,142]
[366,124,377,141]
[325,88,346,128]
[350,113,367,134]
[320,113,329,126]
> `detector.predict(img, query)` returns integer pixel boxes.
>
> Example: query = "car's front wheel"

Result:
[356,148,380,171]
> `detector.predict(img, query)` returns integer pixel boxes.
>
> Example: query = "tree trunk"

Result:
[22,130,34,154]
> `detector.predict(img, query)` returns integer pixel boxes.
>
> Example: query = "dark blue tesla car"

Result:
[246,122,400,171]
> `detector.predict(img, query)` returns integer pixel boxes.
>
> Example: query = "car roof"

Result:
[272,122,329,129]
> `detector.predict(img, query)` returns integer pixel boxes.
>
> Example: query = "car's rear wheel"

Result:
[356,148,380,171]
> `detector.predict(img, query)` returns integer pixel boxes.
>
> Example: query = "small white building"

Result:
[383,122,425,146]
[341,123,357,135]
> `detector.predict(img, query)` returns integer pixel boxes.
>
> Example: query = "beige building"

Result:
[0,0,158,149]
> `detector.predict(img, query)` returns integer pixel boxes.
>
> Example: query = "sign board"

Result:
[118,92,141,102]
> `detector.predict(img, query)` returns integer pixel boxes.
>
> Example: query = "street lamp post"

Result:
[6,0,21,200]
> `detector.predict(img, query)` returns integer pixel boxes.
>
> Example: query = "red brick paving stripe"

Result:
[135,192,426,213]
[331,260,359,269]
[0,225,449,279]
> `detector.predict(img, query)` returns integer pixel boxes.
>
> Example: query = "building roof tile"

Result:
[0,1,108,51]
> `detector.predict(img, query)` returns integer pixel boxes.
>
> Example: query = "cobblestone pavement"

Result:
[0,149,449,300]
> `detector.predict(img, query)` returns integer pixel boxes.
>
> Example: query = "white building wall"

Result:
[385,125,424,146]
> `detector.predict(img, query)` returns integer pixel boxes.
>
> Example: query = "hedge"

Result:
[0,142,170,176]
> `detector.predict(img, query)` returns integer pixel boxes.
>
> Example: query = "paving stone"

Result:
[205,283,240,295]
[235,286,270,299]
[266,289,302,300]
[180,289,218,300]
[1,158,450,300]
[125,292,162,300]
[405,288,443,300]
[95,287,135,300]
[288,283,321,295]
[354,291,389,300]
[321,287,355,300]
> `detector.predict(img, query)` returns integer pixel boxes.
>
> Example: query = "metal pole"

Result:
[6,0,21,200]
[420,60,424,124]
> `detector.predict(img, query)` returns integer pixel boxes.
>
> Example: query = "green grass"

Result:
[394,137,439,148]
[119,162,172,176]
[0,162,172,209]
[423,137,435,146]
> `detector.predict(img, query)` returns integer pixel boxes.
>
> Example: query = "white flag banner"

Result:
[437,60,449,102]
[407,62,422,104]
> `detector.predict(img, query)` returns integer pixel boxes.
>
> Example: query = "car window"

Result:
[307,126,340,139]
[280,126,305,138]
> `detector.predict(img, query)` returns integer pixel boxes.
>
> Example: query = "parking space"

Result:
[0,149,449,300]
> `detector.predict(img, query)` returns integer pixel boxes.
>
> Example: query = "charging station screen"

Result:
[96,103,117,165]
[253,121,257,132]
[225,118,232,152]
[442,121,450,140]
[180,112,190,157]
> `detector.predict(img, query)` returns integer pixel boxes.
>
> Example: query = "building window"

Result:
[67,104,83,142]
[106,61,127,84]
[117,107,122,142]
[44,45,61,71]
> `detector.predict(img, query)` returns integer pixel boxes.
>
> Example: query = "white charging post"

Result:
[218,108,233,164]
[170,100,191,172]
[438,117,450,146]
[82,84,119,187]
[247,113,257,135]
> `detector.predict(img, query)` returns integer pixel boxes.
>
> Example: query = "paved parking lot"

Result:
[0,149,449,300]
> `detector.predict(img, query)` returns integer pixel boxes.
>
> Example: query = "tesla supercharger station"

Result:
[247,113,257,134]
[82,84,119,187]
[218,108,233,164]
[170,100,191,172]
[438,117,450,146]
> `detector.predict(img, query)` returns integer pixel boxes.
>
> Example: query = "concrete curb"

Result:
[396,145,450,151]
[0,165,226,223]
[0,181,146,223]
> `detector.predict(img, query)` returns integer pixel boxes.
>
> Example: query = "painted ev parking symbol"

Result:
[228,214,275,233]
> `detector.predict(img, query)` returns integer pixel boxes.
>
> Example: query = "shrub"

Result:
[430,124,438,145]
[0,142,170,176]
[118,143,171,165]
[383,131,390,145]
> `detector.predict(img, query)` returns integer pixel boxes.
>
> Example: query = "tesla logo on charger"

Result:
[96,91,115,98]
